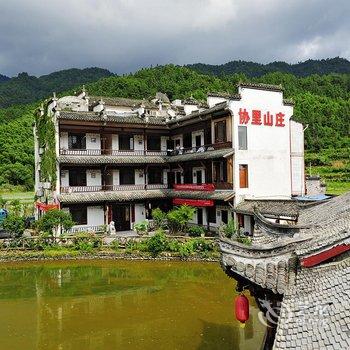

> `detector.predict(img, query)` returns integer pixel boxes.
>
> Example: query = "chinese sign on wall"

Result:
[239,108,285,127]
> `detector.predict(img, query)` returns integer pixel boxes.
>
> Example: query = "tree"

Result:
[36,209,74,236]
[3,214,25,237]
[167,205,196,234]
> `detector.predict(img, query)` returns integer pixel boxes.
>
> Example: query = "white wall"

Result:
[230,87,294,204]
[184,104,198,115]
[113,170,120,186]
[134,135,144,151]
[60,132,68,149]
[86,133,101,151]
[191,130,204,147]
[161,136,168,151]
[134,203,146,223]
[290,120,305,196]
[192,167,205,184]
[112,134,119,150]
[135,169,145,185]
[87,206,104,226]
[207,96,228,108]
[60,170,69,187]
[86,169,102,187]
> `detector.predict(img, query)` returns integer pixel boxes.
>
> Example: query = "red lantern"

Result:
[235,294,249,324]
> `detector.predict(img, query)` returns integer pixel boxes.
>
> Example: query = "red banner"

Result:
[35,202,59,212]
[173,184,215,192]
[172,198,214,207]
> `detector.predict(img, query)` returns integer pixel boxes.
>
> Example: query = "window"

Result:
[147,135,161,151]
[69,206,87,225]
[148,168,162,184]
[221,210,228,224]
[208,207,216,223]
[119,134,134,150]
[68,133,86,149]
[213,161,227,183]
[214,120,227,143]
[120,168,135,185]
[239,164,249,188]
[69,169,86,186]
[238,126,247,150]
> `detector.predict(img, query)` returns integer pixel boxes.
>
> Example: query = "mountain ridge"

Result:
[186,57,350,77]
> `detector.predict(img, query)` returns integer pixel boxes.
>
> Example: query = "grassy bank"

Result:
[0,248,220,262]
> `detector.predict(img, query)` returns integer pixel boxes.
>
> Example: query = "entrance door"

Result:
[197,208,203,225]
[113,205,130,231]
[196,170,202,185]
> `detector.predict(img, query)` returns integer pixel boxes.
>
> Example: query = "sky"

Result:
[1,0,350,77]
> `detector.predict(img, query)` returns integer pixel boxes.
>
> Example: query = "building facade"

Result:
[34,83,305,234]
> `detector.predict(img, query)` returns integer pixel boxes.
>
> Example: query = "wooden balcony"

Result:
[60,184,168,193]
[59,149,167,156]
[168,142,232,156]
[173,183,233,191]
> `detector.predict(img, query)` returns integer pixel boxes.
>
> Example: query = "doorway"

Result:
[197,208,203,225]
[113,204,131,231]
[196,170,203,184]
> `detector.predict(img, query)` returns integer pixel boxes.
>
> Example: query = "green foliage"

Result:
[0,63,350,190]
[0,68,112,109]
[36,209,74,235]
[167,205,196,234]
[221,219,237,239]
[2,214,25,237]
[151,208,168,229]
[133,220,149,235]
[110,239,120,252]
[188,225,205,237]
[146,229,168,257]
[73,232,102,252]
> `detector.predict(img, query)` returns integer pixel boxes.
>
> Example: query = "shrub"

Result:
[36,209,74,235]
[2,214,25,237]
[133,220,149,235]
[146,229,168,256]
[178,240,195,258]
[167,205,196,234]
[73,232,102,252]
[151,208,167,229]
[167,239,181,252]
[221,219,237,239]
[188,225,205,237]
[110,239,120,252]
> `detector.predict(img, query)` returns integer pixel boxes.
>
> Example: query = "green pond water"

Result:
[0,260,265,350]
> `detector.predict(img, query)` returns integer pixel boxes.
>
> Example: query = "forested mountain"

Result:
[0,74,10,83]
[187,57,350,77]
[0,68,113,108]
[0,64,349,190]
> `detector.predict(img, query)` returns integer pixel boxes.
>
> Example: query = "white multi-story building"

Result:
[34,83,305,234]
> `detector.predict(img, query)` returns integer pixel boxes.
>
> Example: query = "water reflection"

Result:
[0,261,265,350]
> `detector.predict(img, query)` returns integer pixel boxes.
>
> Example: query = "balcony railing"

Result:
[173,183,233,191]
[168,142,232,156]
[60,184,168,193]
[59,149,167,156]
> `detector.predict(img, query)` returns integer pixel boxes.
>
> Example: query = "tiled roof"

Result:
[58,155,167,165]
[238,82,283,92]
[208,92,241,100]
[58,189,234,204]
[235,199,300,218]
[58,111,166,126]
[274,257,350,350]
[283,98,294,106]
[58,148,234,165]
[167,101,229,125]
[167,148,234,163]
[89,96,156,109]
